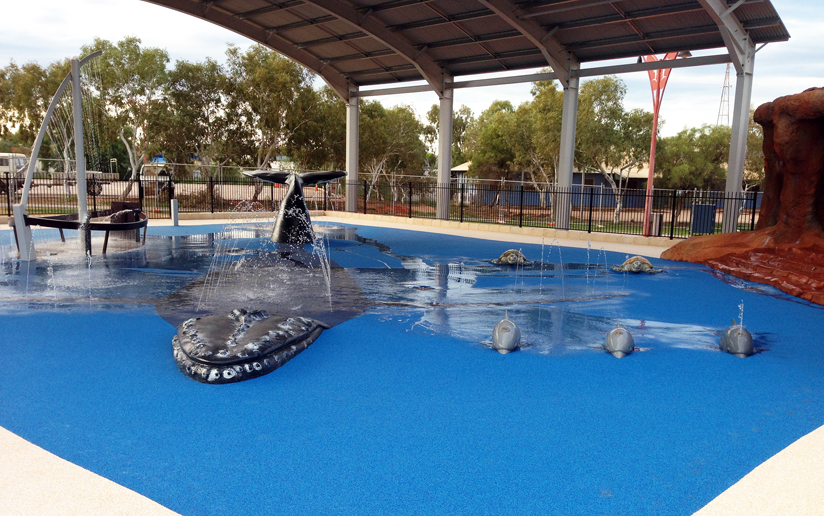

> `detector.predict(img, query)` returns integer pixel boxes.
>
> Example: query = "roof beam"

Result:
[476,0,577,86]
[142,0,351,100]
[697,0,751,73]
[565,25,718,52]
[437,48,543,67]
[265,15,337,34]
[234,0,303,20]
[355,53,732,97]
[324,49,396,64]
[549,2,704,30]
[295,31,369,49]
[387,9,494,31]
[742,17,781,30]
[299,0,450,93]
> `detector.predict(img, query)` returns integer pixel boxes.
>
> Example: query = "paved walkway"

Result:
[2,215,822,515]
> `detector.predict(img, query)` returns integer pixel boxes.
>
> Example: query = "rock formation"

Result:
[662,87,824,305]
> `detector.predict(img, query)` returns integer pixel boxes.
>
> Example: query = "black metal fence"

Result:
[2,171,761,240]
[338,180,761,239]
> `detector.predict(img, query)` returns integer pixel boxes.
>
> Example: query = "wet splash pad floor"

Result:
[1,222,823,515]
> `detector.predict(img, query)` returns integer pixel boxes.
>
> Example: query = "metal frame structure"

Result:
[14,50,103,260]
[142,0,788,232]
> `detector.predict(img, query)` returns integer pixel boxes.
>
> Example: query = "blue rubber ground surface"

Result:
[1,223,823,515]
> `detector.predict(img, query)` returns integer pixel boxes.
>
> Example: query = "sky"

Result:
[1,0,821,138]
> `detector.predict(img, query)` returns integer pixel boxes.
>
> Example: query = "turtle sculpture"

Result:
[612,256,663,274]
[491,249,532,266]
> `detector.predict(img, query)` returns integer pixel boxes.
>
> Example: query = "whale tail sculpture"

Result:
[243,170,347,245]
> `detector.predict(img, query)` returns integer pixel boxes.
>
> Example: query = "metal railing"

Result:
[332,180,762,239]
[2,171,762,239]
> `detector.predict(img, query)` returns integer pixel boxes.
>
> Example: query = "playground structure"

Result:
[11,51,148,260]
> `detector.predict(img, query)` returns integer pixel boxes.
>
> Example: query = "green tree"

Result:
[80,37,170,197]
[149,58,246,178]
[575,76,653,221]
[225,44,317,169]
[285,86,346,170]
[745,107,764,187]
[424,103,474,169]
[656,124,731,190]
[465,100,516,180]
[359,100,426,200]
[0,60,70,143]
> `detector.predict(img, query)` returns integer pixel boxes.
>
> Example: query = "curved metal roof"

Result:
[142,0,789,99]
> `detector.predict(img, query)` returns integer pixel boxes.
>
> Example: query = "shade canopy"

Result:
[143,0,789,99]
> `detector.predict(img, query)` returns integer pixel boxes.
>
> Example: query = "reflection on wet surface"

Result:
[0,223,771,355]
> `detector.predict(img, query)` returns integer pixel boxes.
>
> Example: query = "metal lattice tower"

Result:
[717,63,732,127]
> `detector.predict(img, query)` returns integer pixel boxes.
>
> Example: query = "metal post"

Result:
[587,187,594,233]
[5,173,10,216]
[408,181,412,218]
[749,190,758,230]
[71,59,88,224]
[323,183,327,212]
[722,41,756,234]
[460,182,465,223]
[519,185,525,227]
[209,176,214,213]
[363,179,367,214]
[138,170,144,212]
[669,189,677,239]
[345,88,359,213]
[557,70,579,230]
[270,182,274,211]
[437,87,453,220]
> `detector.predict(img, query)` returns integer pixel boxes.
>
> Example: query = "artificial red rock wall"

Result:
[661,87,824,305]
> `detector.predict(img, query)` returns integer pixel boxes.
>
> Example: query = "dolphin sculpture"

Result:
[604,323,634,358]
[720,319,753,358]
[243,170,347,245]
[491,311,521,354]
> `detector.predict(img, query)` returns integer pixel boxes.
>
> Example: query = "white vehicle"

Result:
[0,152,28,174]
[0,152,28,195]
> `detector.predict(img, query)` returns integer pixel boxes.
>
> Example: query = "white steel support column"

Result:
[71,59,88,223]
[345,87,359,213]
[556,73,579,230]
[437,88,453,220]
[722,41,755,234]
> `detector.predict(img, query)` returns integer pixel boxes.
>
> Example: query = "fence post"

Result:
[270,182,274,212]
[408,182,412,218]
[167,177,173,217]
[209,176,214,213]
[323,183,327,212]
[5,173,11,216]
[460,183,465,223]
[363,180,367,215]
[518,185,525,227]
[749,190,758,231]
[587,187,594,233]
[138,171,144,212]
[669,189,677,239]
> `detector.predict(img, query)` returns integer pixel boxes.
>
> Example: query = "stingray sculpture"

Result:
[243,170,347,245]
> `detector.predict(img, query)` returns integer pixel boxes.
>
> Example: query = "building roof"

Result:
[143,0,789,99]
[451,160,471,172]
